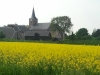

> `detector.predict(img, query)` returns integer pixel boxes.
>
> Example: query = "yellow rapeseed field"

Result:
[0,42,100,75]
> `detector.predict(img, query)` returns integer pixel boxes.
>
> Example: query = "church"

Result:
[0,7,61,40]
[25,7,52,40]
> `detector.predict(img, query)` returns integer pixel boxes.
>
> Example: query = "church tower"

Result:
[29,7,38,28]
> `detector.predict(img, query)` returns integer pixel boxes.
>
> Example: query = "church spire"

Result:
[29,6,38,28]
[31,7,37,19]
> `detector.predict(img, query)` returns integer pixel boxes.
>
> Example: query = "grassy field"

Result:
[0,42,100,75]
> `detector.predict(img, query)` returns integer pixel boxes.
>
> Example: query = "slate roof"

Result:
[0,27,15,38]
[31,7,37,19]
[25,30,50,36]
[8,24,27,32]
[13,26,20,31]
[18,25,28,32]
[29,23,50,30]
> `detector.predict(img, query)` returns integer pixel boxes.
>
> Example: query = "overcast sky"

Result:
[0,0,100,34]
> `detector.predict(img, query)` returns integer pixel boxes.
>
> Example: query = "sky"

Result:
[0,0,100,34]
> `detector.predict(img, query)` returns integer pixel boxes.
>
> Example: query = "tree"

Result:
[70,32,75,41]
[66,32,76,41]
[50,16,73,40]
[0,31,5,39]
[76,28,89,40]
[92,29,100,37]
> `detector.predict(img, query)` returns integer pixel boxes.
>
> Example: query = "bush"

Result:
[52,37,58,41]
[95,36,100,40]
[81,35,92,40]
[66,34,76,41]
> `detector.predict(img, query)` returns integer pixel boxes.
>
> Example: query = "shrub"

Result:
[81,35,92,40]
[52,37,58,41]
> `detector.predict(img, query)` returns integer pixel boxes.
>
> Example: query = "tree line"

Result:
[50,16,100,41]
[66,28,100,41]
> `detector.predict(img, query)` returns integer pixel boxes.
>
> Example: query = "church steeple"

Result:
[31,7,37,19]
[29,6,38,28]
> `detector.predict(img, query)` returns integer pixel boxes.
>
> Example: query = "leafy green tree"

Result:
[81,35,92,40]
[92,29,100,37]
[66,32,75,41]
[50,16,73,40]
[0,31,5,39]
[71,32,75,41]
[76,28,89,40]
